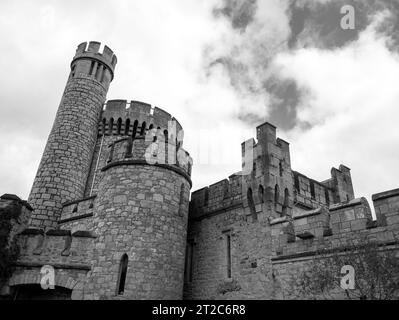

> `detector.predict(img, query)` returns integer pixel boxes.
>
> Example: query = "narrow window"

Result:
[284,188,289,207]
[310,181,315,199]
[140,122,146,136]
[164,130,168,164]
[294,174,300,192]
[283,188,290,216]
[132,120,138,138]
[117,254,128,295]
[247,188,256,221]
[258,185,264,203]
[125,137,133,158]
[109,118,114,135]
[116,118,122,135]
[89,61,95,75]
[95,63,101,80]
[226,233,232,278]
[100,65,106,83]
[279,161,283,177]
[125,119,130,136]
[184,240,194,283]
[71,64,76,78]
[325,188,330,206]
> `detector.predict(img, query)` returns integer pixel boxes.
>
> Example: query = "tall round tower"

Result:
[28,41,117,229]
[82,100,193,300]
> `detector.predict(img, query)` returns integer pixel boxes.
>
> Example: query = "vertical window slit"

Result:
[117,254,128,295]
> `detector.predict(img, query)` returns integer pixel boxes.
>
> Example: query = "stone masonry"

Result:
[0,42,398,300]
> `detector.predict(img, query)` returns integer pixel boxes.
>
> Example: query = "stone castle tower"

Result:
[0,42,193,299]
[0,42,398,300]
[28,42,117,229]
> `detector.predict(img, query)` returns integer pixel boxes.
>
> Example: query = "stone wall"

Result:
[185,188,399,300]
[85,163,191,299]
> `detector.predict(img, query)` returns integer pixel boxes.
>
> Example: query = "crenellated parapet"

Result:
[101,133,193,182]
[270,189,399,259]
[189,173,243,220]
[98,100,183,143]
[71,41,117,86]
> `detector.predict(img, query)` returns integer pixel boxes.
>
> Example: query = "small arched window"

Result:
[140,122,146,136]
[132,120,138,138]
[258,185,264,203]
[117,254,128,295]
[109,118,114,135]
[116,118,122,135]
[283,188,289,207]
[125,119,130,136]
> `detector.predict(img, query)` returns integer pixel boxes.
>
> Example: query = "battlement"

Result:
[74,41,117,70]
[101,134,193,180]
[98,99,183,142]
[70,41,117,88]
[293,171,334,209]
[189,173,243,219]
[270,189,399,259]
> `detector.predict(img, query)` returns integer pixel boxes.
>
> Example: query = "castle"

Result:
[0,42,398,300]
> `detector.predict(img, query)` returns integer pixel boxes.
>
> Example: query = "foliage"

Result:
[292,239,399,300]
[0,204,21,285]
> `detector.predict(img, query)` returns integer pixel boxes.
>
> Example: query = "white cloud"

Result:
[0,0,397,214]
[272,11,399,212]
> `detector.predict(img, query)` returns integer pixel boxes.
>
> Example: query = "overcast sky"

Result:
[0,0,398,211]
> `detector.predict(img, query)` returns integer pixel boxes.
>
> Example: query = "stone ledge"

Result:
[72,230,97,238]
[372,188,399,202]
[270,216,289,225]
[293,207,323,220]
[271,240,399,263]
[20,228,44,235]
[329,198,364,212]
[15,261,91,271]
[46,229,71,237]
[62,195,97,207]
[58,213,93,225]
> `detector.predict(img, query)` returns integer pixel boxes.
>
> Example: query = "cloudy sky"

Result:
[0,0,398,211]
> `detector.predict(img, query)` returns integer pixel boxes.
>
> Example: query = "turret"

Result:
[28,41,117,229]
